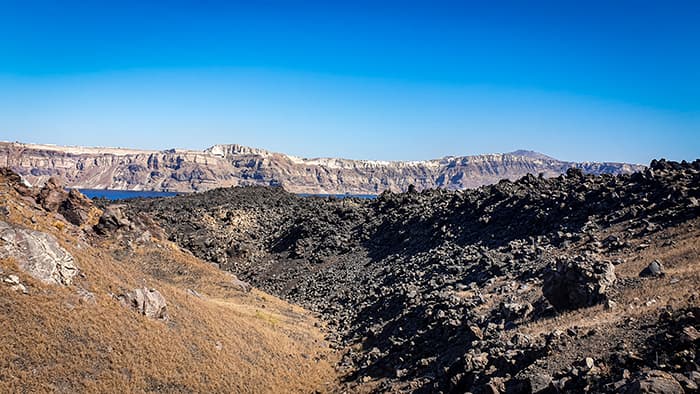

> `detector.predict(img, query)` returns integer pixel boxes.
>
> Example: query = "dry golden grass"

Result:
[0,184,338,393]
[520,219,700,337]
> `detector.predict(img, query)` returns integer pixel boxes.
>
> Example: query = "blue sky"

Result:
[0,0,698,163]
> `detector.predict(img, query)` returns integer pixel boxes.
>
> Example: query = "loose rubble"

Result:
[127,159,700,392]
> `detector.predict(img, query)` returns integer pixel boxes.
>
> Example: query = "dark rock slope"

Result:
[127,159,700,393]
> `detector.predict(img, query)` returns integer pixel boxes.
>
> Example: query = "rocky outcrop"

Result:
[37,177,66,212]
[34,176,96,226]
[59,189,94,226]
[120,287,168,320]
[3,274,28,294]
[94,205,132,234]
[542,256,617,310]
[0,167,32,196]
[0,221,78,285]
[0,141,644,194]
[0,168,339,393]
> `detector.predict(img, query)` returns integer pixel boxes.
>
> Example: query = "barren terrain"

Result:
[128,159,700,392]
[0,170,337,393]
[1,158,698,393]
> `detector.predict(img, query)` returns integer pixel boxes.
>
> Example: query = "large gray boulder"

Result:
[0,221,78,286]
[542,256,616,310]
[122,287,168,320]
[640,259,665,278]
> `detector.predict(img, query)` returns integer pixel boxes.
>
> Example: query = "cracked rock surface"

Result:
[0,221,78,286]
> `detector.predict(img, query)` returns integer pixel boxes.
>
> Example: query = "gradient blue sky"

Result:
[1,0,698,163]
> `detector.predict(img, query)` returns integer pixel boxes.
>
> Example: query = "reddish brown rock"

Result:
[37,177,68,212]
[59,189,94,226]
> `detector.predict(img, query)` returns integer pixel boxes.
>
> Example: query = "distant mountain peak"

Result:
[507,150,557,160]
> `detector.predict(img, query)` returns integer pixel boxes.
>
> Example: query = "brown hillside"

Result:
[0,171,337,393]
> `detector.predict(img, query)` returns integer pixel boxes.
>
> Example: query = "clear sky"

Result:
[0,0,698,164]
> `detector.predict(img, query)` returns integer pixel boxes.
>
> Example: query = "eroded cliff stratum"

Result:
[0,141,643,194]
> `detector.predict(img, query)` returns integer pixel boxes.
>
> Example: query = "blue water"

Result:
[77,189,179,200]
[298,193,377,199]
[76,189,376,201]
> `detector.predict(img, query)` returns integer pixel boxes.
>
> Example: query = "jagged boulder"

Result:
[59,189,94,226]
[14,174,94,226]
[640,260,665,278]
[542,256,616,310]
[37,177,67,212]
[94,205,132,234]
[31,176,95,225]
[121,287,168,320]
[0,221,78,285]
[0,167,33,196]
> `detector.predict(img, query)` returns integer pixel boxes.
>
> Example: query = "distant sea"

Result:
[298,193,377,199]
[76,189,377,201]
[77,189,179,200]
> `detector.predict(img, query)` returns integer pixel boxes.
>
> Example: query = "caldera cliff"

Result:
[0,141,644,194]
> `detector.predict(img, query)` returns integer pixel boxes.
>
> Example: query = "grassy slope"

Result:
[0,181,337,393]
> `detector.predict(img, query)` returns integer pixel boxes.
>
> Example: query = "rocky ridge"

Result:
[1,141,643,194]
[127,158,700,392]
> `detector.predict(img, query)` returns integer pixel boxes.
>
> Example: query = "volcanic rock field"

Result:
[122,159,700,393]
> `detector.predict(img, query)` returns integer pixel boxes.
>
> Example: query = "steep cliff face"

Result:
[0,141,644,193]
